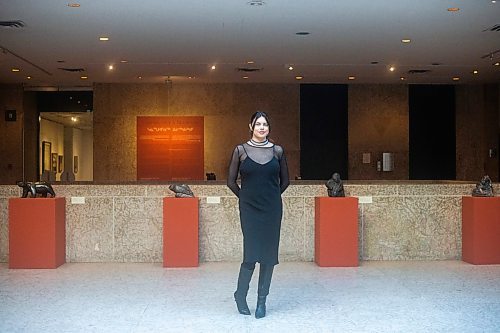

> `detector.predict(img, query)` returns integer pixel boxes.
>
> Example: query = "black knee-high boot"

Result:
[255,264,274,319]
[234,263,255,315]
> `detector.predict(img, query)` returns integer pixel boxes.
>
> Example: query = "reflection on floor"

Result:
[1,261,499,333]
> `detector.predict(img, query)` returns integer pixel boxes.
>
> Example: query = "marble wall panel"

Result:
[347,185,399,197]
[55,185,147,198]
[362,196,408,260]
[0,184,476,263]
[66,197,114,262]
[397,196,461,260]
[0,186,20,197]
[283,185,324,198]
[0,198,8,262]
[397,184,473,196]
[145,184,235,198]
[199,197,242,262]
[303,197,315,261]
[113,197,163,262]
[280,197,306,261]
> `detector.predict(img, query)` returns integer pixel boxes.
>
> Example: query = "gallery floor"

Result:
[1,261,499,333]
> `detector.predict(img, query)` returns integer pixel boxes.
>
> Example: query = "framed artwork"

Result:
[74,156,79,174]
[51,153,58,172]
[42,141,51,171]
[58,155,64,173]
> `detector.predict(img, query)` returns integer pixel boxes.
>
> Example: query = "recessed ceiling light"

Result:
[26,76,32,79]
[389,66,396,72]
[491,0,496,3]
[108,64,114,70]
[188,76,194,79]
[494,62,500,66]
[243,76,249,79]
[288,66,294,71]
[348,76,356,80]
[120,60,128,63]
[295,76,303,80]
[99,36,109,41]
[11,68,20,72]
[67,3,80,7]
[247,61,254,64]
[472,70,478,74]
[211,65,216,70]
[400,77,406,81]
[296,31,310,36]
[80,75,88,79]
[401,39,411,43]
[447,7,460,12]
[71,117,78,122]
[452,77,460,81]
[137,76,142,79]
[247,1,265,6]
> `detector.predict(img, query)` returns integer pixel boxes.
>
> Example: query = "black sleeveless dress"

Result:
[227,143,290,265]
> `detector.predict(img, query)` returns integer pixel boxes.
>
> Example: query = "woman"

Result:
[227,111,290,319]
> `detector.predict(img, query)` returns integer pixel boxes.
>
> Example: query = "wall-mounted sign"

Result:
[5,110,16,122]
[137,116,204,181]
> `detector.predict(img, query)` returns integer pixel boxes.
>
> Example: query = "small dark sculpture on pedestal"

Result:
[169,184,194,198]
[17,181,56,198]
[325,173,345,197]
[472,175,494,197]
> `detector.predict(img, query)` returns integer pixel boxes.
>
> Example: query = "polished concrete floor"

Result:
[0,261,499,333]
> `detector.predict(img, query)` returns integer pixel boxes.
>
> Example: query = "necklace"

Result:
[250,138,269,146]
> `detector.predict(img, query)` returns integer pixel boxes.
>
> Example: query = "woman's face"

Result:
[249,116,269,142]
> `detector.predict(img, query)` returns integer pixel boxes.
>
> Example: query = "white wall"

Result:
[39,118,64,180]
[73,128,93,181]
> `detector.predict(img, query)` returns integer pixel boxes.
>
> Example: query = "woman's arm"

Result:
[278,146,290,194]
[227,146,241,197]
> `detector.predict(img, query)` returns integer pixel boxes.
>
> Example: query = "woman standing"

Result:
[227,111,290,319]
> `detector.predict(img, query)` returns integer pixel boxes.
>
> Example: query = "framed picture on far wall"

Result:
[42,141,51,171]
[51,153,58,172]
[58,155,64,173]
[74,156,78,174]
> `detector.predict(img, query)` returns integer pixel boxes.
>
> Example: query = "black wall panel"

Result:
[300,84,348,180]
[409,85,456,180]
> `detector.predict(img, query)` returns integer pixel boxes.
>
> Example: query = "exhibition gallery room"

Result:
[0,1,499,332]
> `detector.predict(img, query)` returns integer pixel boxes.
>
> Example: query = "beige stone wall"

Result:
[1,183,485,263]
[93,83,300,182]
[348,85,409,180]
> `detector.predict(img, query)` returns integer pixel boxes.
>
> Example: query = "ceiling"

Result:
[0,0,499,88]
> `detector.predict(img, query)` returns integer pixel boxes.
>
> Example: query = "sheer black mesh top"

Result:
[227,143,290,197]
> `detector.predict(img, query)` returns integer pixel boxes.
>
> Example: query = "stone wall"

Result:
[1,182,487,263]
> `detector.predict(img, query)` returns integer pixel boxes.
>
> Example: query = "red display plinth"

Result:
[163,197,199,267]
[9,197,66,269]
[462,196,500,265]
[315,197,359,267]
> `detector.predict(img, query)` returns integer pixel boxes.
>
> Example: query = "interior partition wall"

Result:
[409,85,456,180]
[300,84,348,180]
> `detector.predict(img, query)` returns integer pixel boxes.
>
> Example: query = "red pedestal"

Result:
[315,197,359,267]
[163,197,199,267]
[462,196,500,265]
[9,197,66,269]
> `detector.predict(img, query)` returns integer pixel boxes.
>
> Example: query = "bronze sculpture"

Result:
[168,184,194,198]
[472,175,494,197]
[17,181,56,198]
[325,173,345,197]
